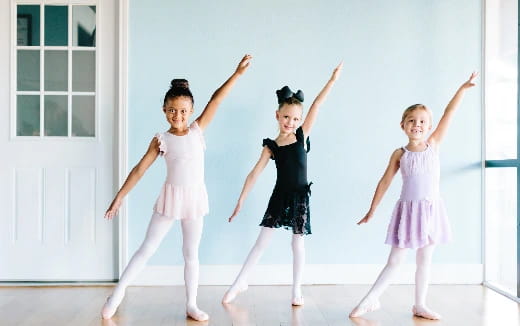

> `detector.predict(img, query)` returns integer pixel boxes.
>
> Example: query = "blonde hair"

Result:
[278,97,303,110]
[401,104,432,125]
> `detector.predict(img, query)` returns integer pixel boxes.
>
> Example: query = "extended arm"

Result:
[357,149,402,225]
[195,54,252,131]
[428,72,478,147]
[228,147,272,222]
[301,62,343,136]
[104,138,161,219]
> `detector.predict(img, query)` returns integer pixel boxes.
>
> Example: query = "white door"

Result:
[0,0,118,281]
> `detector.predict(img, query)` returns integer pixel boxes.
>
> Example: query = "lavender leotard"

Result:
[385,143,452,249]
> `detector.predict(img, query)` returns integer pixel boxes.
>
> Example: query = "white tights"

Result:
[351,244,437,318]
[223,227,305,304]
[101,213,206,320]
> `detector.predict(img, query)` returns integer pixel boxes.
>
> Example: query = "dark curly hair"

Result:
[163,79,194,106]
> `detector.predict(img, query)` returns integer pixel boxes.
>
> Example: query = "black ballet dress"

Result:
[260,127,312,235]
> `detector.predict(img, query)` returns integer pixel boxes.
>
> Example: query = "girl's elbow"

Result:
[132,166,146,178]
[247,172,258,183]
[378,178,392,189]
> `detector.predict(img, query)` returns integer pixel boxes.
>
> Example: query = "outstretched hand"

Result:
[357,211,373,225]
[330,61,344,82]
[235,54,252,75]
[228,202,242,222]
[104,198,122,220]
[460,71,479,89]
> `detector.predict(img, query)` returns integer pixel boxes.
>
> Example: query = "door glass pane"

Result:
[44,50,68,91]
[72,96,95,137]
[17,50,40,91]
[17,95,40,136]
[17,5,40,46]
[73,6,96,47]
[72,51,95,91]
[485,167,517,295]
[45,6,68,46]
[44,95,68,136]
[485,0,518,160]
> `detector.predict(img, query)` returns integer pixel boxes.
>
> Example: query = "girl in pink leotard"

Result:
[101,55,252,321]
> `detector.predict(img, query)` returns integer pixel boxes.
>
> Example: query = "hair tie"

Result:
[276,86,304,104]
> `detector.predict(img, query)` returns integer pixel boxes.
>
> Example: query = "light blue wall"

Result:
[128,0,482,266]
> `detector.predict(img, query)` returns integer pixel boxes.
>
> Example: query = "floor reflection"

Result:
[222,302,252,324]
[349,316,382,326]
[291,305,303,325]
[100,318,118,326]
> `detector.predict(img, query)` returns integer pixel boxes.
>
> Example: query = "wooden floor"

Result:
[0,285,518,325]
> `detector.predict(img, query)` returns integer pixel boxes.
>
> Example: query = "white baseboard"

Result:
[132,264,483,286]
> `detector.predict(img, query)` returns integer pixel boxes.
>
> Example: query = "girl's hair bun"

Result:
[163,78,194,106]
[170,79,190,89]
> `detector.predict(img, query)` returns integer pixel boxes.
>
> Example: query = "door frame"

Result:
[117,0,129,277]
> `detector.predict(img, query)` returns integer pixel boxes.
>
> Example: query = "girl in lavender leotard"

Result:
[350,72,478,320]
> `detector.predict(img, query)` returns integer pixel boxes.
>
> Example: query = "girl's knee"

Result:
[416,247,435,266]
[255,230,274,249]
[387,254,404,267]
[182,246,199,263]
[136,243,157,259]
[255,238,270,250]
[416,256,432,268]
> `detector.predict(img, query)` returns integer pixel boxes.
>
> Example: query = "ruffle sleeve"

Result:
[190,121,206,150]
[155,133,167,156]
[262,138,276,160]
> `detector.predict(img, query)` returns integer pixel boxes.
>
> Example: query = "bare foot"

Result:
[222,283,248,303]
[101,295,123,319]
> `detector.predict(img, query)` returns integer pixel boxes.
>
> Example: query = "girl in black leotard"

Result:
[261,124,312,235]
[223,62,343,306]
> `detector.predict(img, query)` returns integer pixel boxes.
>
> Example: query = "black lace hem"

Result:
[259,183,312,235]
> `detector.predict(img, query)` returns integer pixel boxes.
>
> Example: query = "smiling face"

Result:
[276,103,303,133]
[163,96,194,130]
[401,108,432,140]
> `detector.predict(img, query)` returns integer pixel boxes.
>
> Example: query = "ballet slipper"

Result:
[412,305,441,320]
[291,296,304,306]
[349,300,381,318]
[222,283,248,303]
[186,306,209,321]
[101,296,118,319]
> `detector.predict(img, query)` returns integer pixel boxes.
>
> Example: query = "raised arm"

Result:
[357,149,403,225]
[104,138,161,219]
[195,54,252,131]
[301,62,343,136]
[428,72,478,147]
[228,147,272,222]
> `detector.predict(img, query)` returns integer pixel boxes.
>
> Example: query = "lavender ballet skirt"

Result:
[384,144,452,249]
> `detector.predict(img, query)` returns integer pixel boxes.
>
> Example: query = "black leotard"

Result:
[260,126,312,235]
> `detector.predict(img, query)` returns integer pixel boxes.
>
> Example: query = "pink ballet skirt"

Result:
[153,121,209,220]
[385,144,452,249]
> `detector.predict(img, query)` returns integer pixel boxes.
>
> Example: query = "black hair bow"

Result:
[276,86,304,104]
